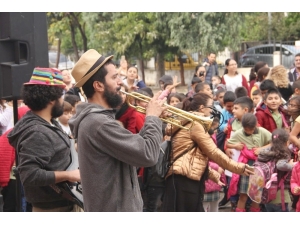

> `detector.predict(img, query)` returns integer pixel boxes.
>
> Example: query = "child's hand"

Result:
[217,167,224,174]
[235,143,244,150]
[225,148,233,158]
[223,126,228,134]
[253,147,260,155]
[217,180,226,187]
[293,186,300,194]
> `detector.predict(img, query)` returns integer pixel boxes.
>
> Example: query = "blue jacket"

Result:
[219,109,234,132]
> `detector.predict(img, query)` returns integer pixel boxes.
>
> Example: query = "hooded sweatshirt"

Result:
[68,102,162,212]
[7,111,73,209]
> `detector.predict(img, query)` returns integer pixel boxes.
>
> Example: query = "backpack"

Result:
[151,138,195,180]
[247,160,289,210]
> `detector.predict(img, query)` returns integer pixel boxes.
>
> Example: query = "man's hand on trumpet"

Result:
[146,91,168,118]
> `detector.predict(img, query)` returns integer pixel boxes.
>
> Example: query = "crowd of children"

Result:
[1,57,300,213]
[114,59,300,212]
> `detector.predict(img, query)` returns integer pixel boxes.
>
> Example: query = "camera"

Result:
[199,71,205,77]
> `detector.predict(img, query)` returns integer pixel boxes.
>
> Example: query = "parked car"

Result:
[48,51,74,70]
[239,44,300,68]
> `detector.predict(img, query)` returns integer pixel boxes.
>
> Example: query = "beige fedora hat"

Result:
[72,49,113,87]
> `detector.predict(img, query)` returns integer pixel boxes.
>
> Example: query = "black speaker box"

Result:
[0,12,49,100]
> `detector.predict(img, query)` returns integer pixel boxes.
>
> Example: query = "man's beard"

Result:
[51,99,64,118]
[103,84,123,108]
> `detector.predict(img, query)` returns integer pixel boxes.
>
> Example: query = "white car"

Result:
[48,51,74,70]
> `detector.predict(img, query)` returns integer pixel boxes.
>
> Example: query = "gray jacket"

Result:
[69,103,162,212]
[7,111,72,209]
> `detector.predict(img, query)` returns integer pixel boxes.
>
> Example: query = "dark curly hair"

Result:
[21,85,64,111]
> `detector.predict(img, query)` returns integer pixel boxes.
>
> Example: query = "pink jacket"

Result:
[291,162,300,212]
[227,145,257,199]
[205,161,226,193]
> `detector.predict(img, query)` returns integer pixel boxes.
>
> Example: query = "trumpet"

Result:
[119,90,213,132]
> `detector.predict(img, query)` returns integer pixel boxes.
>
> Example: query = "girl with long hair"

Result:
[258,128,296,212]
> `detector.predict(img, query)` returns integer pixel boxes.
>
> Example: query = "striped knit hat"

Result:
[24,67,66,88]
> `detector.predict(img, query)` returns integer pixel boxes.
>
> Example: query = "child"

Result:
[226,113,272,212]
[235,86,248,98]
[57,101,73,137]
[64,94,81,115]
[212,75,222,91]
[214,89,226,113]
[252,89,262,109]
[186,77,201,98]
[291,150,300,212]
[134,87,154,133]
[291,79,300,99]
[194,82,213,98]
[255,88,290,133]
[203,117,226,212]
[115,84,137,134]
[258,128,296,212]
[221,97,254,209]
[219,91,236,132]
[167,93,184,107]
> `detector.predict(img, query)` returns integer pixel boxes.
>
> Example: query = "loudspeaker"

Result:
[0,12,49,100]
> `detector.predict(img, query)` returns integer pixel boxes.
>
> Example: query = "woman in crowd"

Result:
[221,59,249,94]
[122,66,146,92]
[267,65,293,102]
[161,92,254,212]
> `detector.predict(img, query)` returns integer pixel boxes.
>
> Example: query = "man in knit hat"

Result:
[8,67,80,212]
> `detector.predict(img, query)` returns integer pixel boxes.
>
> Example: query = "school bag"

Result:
[247,160,289,210]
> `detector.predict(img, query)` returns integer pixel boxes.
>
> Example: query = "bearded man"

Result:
[69,49,166,212]
[8,68,80,212]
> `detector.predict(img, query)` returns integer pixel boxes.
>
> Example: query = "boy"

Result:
[219,91,236,132]
[186,76,202,98]
[291,79,300,99]
[214,89,226,113]
[64,94,81,115]
[194,82,213,98]
[252,89,262,108]
[235,86,248,98]
[255,88,289,133]
[220,96,254,209]
[226,113,271,212]
[57,101,73,137]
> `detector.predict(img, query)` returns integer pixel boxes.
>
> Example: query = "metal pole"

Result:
[268,12,272,44]
[13,99,22,212]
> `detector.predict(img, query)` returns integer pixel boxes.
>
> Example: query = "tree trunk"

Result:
[138,41,145,81]
[69,21,79,62]
[55,38,61,69]
[69,12,87,52]
[177,55,185,86]
[156,52,165,87]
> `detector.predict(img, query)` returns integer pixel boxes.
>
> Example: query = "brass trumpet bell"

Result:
[119,90,213,132]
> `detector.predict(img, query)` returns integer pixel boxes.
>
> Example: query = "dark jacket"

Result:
[203,58,218,83]
[7,111,72,209]
[255,102,289,133]
[69,102,163,212]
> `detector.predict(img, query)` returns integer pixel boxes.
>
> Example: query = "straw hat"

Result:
[72,49,113,87]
